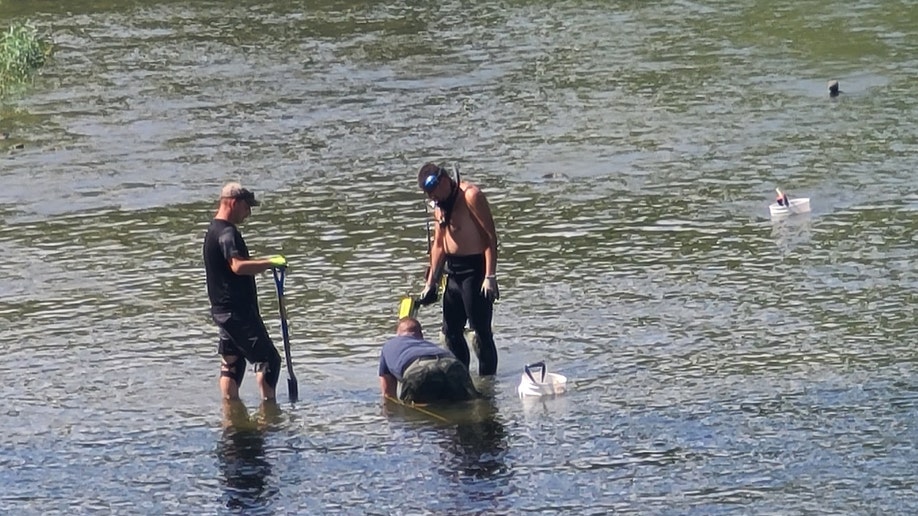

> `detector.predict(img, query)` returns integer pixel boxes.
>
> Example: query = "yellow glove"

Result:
[268,255,287,269]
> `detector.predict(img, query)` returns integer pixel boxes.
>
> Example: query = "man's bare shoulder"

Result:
[460,181,484,199]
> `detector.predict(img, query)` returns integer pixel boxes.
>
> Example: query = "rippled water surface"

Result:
[2,0,918,513]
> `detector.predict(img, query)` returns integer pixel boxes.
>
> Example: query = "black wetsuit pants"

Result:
[442,254,497,375]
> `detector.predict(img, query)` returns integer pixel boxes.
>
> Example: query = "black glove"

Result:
[417,283,439,305]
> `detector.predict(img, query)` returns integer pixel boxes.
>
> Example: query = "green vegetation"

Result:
[0,21,52,93]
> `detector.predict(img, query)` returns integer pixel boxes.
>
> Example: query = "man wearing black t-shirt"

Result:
[203,182,288,401]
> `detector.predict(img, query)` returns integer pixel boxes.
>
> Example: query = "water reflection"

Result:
[771,214,814,253]
[441,397,509,480]
[382,396,510,480]
[216,399,281,512]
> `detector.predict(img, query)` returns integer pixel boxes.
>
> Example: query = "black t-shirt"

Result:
[203,219,258,313]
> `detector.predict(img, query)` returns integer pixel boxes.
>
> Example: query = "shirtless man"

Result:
[416,162,500,375]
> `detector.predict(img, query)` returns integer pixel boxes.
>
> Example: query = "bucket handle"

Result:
[524,362,546,384]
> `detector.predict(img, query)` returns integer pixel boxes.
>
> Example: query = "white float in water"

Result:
[517,361,567,398]
[770,188,811,219]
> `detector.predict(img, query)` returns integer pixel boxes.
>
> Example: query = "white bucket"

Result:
[769,197,810,218]
[517,362,567,398]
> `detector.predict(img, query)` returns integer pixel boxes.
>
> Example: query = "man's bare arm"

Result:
[466,189,498,276]
[380,374,398,398]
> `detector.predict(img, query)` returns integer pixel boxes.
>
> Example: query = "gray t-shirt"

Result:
[378,335,451,381]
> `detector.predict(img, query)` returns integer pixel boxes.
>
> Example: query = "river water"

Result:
[2,0,917,513]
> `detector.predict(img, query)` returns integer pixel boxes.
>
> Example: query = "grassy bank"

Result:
[0,21,52,93]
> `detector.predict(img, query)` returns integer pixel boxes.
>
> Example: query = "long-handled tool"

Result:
[397,198,435,320]
[398,295,420,320]
[384,395,450,423]
[272,267,299,402]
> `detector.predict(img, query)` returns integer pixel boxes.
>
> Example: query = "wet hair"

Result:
[396,317,423,338]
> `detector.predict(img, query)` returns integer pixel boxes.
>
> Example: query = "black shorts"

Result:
[212,311,276,367]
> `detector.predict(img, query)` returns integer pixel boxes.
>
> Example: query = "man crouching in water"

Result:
[416,162,500,376]
[379,318,480,403]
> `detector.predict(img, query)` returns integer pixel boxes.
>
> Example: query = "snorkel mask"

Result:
[418,163,461,227]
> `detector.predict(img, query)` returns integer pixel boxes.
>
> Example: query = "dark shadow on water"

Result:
[215,399,282,512]
[383,392,510,481]
[443,396,510,480]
